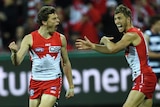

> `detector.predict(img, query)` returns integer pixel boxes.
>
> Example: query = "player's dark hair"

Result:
[37,6,56,25]
[114,4,132,19]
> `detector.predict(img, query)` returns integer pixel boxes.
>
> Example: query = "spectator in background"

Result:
[27,0,42,22]
[15,26,25,47]
[144,15,160,98]
[123,0,156,31]
[16,0,27,25]
[56,6,68,37]
[55,0,72,9]
[25,0,42,34]
[101,0,122,43]
[68,0,100,44]
[68,0,89,31]
[0,0,22,51]
[84,1,103,42]
[24,17,39,34]
[151,0,160,14]
[88,0,107,20]
[67,31,81,51]
[1,0,160,52]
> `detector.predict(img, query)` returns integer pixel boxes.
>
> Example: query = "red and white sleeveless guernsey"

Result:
[125,27,153,81]
[29,31,62,81]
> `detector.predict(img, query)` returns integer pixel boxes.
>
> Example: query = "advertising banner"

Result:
[0,51,159,107]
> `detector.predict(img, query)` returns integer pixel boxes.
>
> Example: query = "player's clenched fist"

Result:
[8,41,18,53]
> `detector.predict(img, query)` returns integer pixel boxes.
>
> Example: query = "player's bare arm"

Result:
[60,34,74,98]
[8,34,32,65]
[96,32,141,53]
[76,32,140,54]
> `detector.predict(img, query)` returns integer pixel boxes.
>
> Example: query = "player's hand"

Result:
[65,88,74,99]
[8,41,18,53]
[75,36,95,50]
[100,36,114,45]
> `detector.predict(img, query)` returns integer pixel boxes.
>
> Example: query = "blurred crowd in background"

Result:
[0,0,160,52]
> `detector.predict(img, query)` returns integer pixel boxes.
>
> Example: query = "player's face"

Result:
[46,13,60,33]
[114,13,128,33]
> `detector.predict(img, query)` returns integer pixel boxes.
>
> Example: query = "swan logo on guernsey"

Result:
[49,46,60,53]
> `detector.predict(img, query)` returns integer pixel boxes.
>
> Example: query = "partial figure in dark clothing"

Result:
[144,15,160,101]
[102,0,122,43]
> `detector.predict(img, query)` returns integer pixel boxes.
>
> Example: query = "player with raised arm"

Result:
[8,6,74,107]
[76,4,157,107]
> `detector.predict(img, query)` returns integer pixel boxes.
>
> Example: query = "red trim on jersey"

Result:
[126,27,152,74]
[31,31,62,59]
